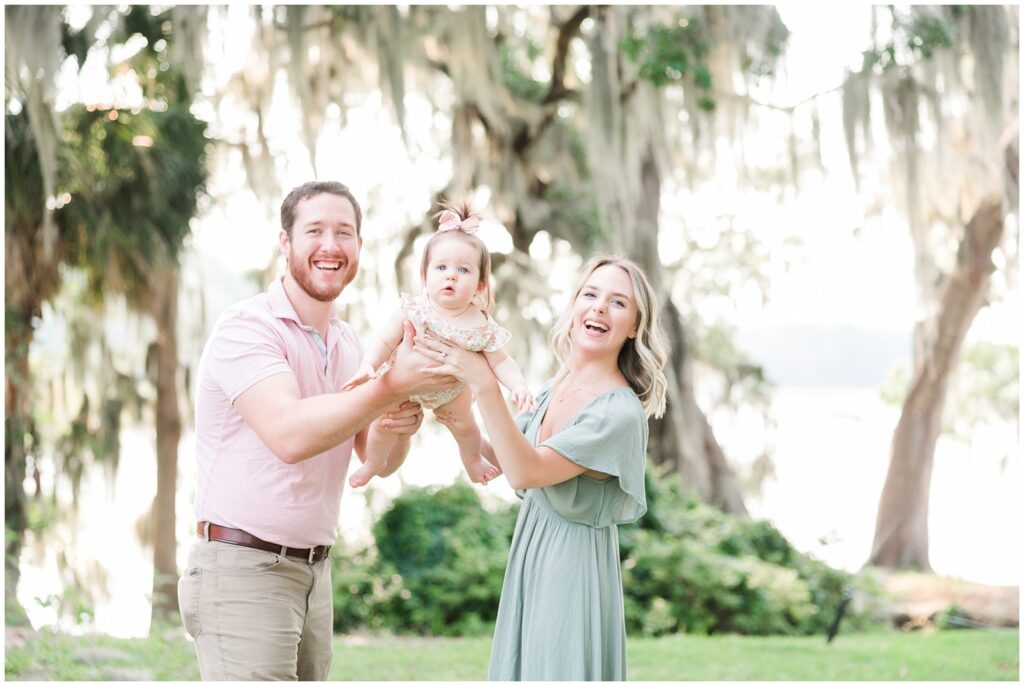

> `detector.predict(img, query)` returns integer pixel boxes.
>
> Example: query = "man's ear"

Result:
[279,230,290,257]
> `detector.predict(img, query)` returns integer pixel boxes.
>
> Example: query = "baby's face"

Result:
[424,238,484,311]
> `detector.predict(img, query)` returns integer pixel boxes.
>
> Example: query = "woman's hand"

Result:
[373,400,424,435]
[413,332,497,395]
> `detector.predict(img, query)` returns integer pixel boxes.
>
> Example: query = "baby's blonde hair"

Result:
[550,256,669,418]
[421,200,495,313]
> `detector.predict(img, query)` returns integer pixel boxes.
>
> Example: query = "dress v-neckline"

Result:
[533,383,631,446]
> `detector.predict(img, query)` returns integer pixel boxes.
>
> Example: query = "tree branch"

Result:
[511,7,590,154]
[543,6,590,105]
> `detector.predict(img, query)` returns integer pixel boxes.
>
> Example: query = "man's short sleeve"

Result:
[205,310,294,402]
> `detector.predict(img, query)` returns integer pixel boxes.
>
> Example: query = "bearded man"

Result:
[178,182,458,680]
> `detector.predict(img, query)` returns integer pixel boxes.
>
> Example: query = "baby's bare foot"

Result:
[464,455,500,485]
[349,462,383,488]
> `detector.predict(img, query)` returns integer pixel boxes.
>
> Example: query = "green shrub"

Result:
[621,462,880,636]
[334,467,880,638]
[332,483,517,635]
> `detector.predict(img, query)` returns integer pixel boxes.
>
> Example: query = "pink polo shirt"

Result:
[193,276,363,548]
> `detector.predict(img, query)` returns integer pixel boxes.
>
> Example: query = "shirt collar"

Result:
[268,275,341,330]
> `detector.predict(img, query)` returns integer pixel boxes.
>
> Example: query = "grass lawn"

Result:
[5,627,1019,680]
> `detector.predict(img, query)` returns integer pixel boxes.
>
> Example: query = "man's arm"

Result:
[236,322,456,464]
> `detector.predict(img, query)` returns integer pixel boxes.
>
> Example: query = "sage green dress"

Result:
[488,381,648,681]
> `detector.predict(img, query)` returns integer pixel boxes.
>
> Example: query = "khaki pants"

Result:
[177,539,334,681]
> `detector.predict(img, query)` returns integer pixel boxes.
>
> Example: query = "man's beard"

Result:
[288,248,353,303]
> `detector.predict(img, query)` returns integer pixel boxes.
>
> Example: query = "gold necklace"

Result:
[556,370,618,402]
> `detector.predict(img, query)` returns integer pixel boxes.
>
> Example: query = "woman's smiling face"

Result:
[571,264,638,356]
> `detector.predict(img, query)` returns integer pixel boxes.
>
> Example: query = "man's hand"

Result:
[374,400,424,435]
[382,321,461,399]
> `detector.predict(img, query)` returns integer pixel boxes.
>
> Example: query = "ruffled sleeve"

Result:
[538,389,648,526]
[399,292,427,332]
[482,318,511,352]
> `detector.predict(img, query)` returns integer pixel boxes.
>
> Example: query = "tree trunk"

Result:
[4,203,62,627]
[869,196,1005,569]
[5,311,34,627]
[150,268,182,625]
[649,299,748,515]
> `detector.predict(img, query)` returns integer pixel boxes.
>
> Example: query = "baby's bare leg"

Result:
[349,402,403,488]
[440,389,499,485]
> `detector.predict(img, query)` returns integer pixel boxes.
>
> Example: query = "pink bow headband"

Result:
[437,210,480,235]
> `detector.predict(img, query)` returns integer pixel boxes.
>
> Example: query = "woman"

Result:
[416,256,669,680]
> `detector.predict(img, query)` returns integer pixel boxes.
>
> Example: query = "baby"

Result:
[343,202,536,487]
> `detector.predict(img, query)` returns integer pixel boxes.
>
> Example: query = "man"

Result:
[177,181,456,680]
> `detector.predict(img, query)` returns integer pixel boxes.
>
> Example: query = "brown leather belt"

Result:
[197,522,330,563]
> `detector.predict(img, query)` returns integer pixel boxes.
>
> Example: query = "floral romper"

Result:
[376,292,511,409]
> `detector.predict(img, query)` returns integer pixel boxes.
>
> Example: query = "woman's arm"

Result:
[416,333,585,489]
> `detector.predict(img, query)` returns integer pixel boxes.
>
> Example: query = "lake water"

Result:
[17,386,1019,638]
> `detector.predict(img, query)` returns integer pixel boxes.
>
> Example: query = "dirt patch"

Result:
[876,570,1018,629]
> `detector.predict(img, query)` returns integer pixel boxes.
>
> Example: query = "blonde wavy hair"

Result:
[550,256,669,419]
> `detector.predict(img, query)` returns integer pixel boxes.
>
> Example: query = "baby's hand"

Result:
[511,384,538,412]
[341,363,376,391]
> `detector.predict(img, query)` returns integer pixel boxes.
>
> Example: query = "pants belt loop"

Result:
[203,521,211,542]
[308,547,316,564]
[280,546,288,557]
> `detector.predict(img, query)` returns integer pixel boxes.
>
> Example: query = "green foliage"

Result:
[500,44,548,104]
[954,341,1019,427]
[116,5,191,104]
[741,19,790,80]
[881,341,1019,447]
[620,465,879,636]
[333,483,517,636]
[335,473,876,638]
[5,110,47,231]
[621,20,715,110]
[59,104,207,299]
[542,183,603,250]
[862,10,956,72]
